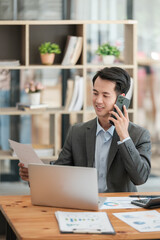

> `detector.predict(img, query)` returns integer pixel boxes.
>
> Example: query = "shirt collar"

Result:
[96,118,115,136]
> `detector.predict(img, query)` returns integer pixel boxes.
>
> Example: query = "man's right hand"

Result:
[18,162,29,182]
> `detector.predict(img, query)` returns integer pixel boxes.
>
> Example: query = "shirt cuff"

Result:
[117,137,130,145]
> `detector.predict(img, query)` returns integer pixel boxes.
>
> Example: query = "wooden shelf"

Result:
[86,64,136,69]
[0,107,84,115]
[0,64,84,70]
[0,20,137,25]
[0,64,136,70]
[0,150,57,162]
[0,107,135,115]
[0,19,137,160]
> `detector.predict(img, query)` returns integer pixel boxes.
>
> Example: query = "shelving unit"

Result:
[0,20,137,163]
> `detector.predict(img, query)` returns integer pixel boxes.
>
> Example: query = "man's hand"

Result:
[109,104,129,141]
[18,162,29,182]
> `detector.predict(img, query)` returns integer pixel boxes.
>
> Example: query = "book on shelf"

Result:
[70,36,83,65]
[61,36,77,65]
[0,60,20,66]
[67,75,83,111]
[16,103,48,111]
[12,143,54,157]
[125,77,133,100]
[72,76,83,111]
[64,79,74,110]
[61,36,83,65]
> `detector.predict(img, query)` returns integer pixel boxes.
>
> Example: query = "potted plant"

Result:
[25,81,44,105]
[39,42,61,65]
[96,42,120,64]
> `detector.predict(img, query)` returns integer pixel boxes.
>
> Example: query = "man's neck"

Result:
[98,118,111,131]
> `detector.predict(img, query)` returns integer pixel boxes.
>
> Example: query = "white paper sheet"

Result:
[9,139,44,167]
[114,210,160,232]
[55,211,115,234]
[100,197,140,209]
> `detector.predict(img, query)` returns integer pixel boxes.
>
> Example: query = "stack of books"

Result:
[64,75,84,111]
[61,36,83,65]
[0,60,20,66]
[16,103,48,111]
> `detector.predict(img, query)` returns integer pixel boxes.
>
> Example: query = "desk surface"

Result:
[0,192,160,240]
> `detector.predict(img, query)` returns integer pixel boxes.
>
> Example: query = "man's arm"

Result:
[109,104,151,185]
[118,127,151,185]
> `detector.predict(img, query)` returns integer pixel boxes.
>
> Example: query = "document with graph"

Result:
[114,210,160,232]
[55,211,115,234]
[100,197,140,209]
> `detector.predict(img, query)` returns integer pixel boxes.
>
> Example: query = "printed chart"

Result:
[114,210,160,232]
[100,197,140,209]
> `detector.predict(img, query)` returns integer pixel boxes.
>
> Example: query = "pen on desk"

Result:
[129,195,160,198]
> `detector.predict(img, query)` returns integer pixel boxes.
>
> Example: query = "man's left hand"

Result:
[109,104,129,141]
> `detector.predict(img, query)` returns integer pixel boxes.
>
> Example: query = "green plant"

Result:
[38,42,61,54]
[96,43,120,57]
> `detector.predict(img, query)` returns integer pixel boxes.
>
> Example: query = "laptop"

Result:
[28,163,104,210]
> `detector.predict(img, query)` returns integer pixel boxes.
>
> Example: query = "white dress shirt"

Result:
[94,119,130,192]
[94,119,114,192]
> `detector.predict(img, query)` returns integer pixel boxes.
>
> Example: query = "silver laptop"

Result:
[28,163,103,210]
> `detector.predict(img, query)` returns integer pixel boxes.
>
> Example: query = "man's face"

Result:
[92,76,117,121]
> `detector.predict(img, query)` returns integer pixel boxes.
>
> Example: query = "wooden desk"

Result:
[0,192,160,240]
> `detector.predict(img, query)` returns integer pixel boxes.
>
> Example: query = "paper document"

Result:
[55,211,115,234]
[100,197,140,209]
[9,139,44,167]
[114,210,160,232]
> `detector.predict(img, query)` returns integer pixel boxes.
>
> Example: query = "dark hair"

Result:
[92,67,130,95]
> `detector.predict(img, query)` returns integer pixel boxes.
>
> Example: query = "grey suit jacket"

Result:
[54,118,151,192]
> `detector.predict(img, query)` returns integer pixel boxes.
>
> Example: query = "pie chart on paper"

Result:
[103,202,119,207]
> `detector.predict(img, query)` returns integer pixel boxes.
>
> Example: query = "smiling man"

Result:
[19,67,151,192]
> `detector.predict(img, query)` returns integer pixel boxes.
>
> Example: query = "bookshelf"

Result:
[0,20,137,163]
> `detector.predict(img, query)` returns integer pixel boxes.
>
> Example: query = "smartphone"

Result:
[131,197,160,209]
[110,95,130,125]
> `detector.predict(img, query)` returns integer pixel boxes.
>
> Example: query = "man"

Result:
[19,67,151,192]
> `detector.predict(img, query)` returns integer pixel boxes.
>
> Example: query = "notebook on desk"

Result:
[28,163,105,210]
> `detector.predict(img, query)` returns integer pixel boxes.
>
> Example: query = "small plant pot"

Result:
[102,55,115,64]
[28,92,41,105]
[40,53,55,65]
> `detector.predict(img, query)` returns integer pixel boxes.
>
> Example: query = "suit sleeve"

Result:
[118,128,151,185]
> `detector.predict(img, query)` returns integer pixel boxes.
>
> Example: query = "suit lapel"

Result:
[107,130,119,172]
[85,118,97,167]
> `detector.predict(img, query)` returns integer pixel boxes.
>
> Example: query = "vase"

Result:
[40,53,55,65]
[102,55,115,64]
[28,92,41,105]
